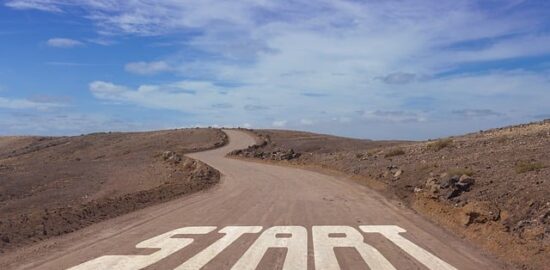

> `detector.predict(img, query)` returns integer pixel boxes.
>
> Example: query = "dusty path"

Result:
[0,130,505,270]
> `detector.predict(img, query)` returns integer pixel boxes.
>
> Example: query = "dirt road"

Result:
[1,130,505,270]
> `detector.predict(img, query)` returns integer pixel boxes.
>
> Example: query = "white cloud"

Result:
[46,38,83,48]
[89,80,239,114]
[125,61,172,75]
[272,120,287,127]
[0,96,63,110]
[6,0,62,12]
[360,110,427,123]
[7,0,550,138]
[300,118,314,125]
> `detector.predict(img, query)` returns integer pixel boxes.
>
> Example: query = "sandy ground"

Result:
[231,121,550,270]
[0,128,227,253]
[0,130,506,270]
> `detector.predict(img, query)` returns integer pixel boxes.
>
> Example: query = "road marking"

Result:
[68,226,216,270]
[231,226,307,270]
[176,226,262,270]
[312,226,396,270]
[360,226,457,270]
[68,225,457,270]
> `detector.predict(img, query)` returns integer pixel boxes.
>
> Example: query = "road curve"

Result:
[2,130,504,270]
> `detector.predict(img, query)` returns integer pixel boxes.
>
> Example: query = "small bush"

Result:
[367,149,379,156]
[427,138,453,151]
[515,161,545,174]
[448,168,474,177]
[384,148,405,158]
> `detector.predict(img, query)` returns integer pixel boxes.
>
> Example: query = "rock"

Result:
[424,177,441,197]
[414,187,423,193]
[162,151,182,164]
[456,175,475,191]
[269,149,300,160]
[387,165,398,171]
[446,188,462,199]
[1,235,9,243]
[460,201,500,226]
[440,175,459,189]
[162,151,174,160]
[521,225,545,240]
[393,169,403,178]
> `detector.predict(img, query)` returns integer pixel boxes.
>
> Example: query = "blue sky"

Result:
[1,0,549,140]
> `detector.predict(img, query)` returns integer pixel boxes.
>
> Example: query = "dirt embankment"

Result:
[230,122,550,270]
[0,128,227,253]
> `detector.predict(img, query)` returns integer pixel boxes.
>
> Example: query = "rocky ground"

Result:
[0,128,227,253]
[230,121,550,270]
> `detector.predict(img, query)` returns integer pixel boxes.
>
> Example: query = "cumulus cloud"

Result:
[46,38,83,48]
[89,80,240,114]
[124,61,173,75]
[6,0,550,138]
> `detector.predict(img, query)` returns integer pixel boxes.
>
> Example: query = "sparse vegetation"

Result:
[427,138,453,151]
[447,167,474,177]
[496,136,509,144]
[384,148,405,158]
[515,161,545,174]
[366,149,379,157]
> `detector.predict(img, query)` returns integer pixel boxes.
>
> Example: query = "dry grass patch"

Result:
[447,167,474,177]
[384,148,405,158]
[427,138,453,151]
[515,161,545,174]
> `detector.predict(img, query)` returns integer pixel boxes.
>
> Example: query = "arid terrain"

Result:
[0,123,547,270]
[0,130,504,270]
[0,128,227,253]
[230,120,550,270]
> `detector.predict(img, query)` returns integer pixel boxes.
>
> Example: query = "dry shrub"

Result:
[427,138,453,151]
[515,161,545,174]
[384,148,405,158]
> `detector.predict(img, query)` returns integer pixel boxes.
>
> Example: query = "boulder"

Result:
[460,201,500,226]
[162,151,182,164]
[425,177,441,197]
[456,175,475,191]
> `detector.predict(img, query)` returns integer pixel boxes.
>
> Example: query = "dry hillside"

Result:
[230,121,550,270]
[0,128,227,253]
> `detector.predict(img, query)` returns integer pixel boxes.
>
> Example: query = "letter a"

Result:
[231,226,307,270]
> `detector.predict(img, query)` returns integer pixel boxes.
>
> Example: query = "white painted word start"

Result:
[69,225,457,270]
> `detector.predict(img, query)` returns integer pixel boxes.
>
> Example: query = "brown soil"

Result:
[0,128,227,253]
[230,121,550,270]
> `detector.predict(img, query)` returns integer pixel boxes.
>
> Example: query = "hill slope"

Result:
[0,128,227,253]
[231,121,550,270]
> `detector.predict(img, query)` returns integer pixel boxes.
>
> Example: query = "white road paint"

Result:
[67,225,457,270]
[312,226,396,270]
[176,226,262,269]
[231,226,308,270]
[68,226,216,270]
[361,225,458,270]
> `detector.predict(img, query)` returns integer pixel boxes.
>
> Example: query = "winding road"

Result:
[2,130,503,269]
